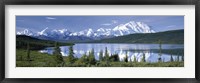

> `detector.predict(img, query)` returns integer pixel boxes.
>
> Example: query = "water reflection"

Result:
[40,43,184,63]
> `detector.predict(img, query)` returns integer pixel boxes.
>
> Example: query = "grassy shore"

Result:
[16,49,184,67]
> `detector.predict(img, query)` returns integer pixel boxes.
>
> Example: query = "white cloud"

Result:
[101,23,112,26]
[46,17,56,20]
[166,25,176,28]
[112,20,118,24]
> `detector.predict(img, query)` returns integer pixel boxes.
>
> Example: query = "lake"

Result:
[39,43,184,63]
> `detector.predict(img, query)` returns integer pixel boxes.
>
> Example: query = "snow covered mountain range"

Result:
[17,21,155,41]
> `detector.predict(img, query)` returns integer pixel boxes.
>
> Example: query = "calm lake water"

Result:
[40,43,184,63]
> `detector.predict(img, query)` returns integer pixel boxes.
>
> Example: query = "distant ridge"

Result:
[86,29,184,44]
[16,20,155,41]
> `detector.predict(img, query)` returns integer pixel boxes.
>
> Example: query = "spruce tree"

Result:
[75,53,88,66]
[170,54,174,62]
[99,50,103,62]
[133,56,137,63]
[124,52,128,62]
[129,58,132,63]
[158,40,162,62]
[104,47,110,66]
[53,42,64,65]
[88,48,96,65]
[104,47,109,62]
[67,45,75,64]
[27,42,31,61]
[141,53,146,62]
[112,54,119,62]
[82,52,88,62]
[177,55,180,62]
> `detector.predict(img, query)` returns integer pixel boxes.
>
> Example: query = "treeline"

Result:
[16,35,74,50]
[33,41,183,67]
[16,39,184,67]
[87,29,184,44]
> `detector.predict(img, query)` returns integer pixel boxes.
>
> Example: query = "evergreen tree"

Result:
[141,53,146,62]
[177,55,180,62]
[109,54,114,62]
[27,42,31,61]
[158,40,162,62]
[104,47,110,62]
[88,48,96,65]
[124,52,128,62]
[67,45,75,64]
[99,50,103,62]
[84,53,89,64]
[75,53,88,66]
[53,42,64,65]
[129,58,132,62]
[133,56,137,63]
[112,54,120,62]
[170,54,174,62]
[104,47,110,66]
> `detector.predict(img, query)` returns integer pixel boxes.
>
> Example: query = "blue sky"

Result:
[16,16,184,32]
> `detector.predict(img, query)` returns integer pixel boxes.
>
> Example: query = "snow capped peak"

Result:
[38,27,49,36]
[52,29,70,34]
[111,20,155,36]
[16,28,34,36]
[113,24,128,31]
[88,28,93,31]
[16,20,156,41]
[59,29,70,35]
[97,28,105,32]
[127,21,138,26]
[136,22,155,33]
[86,28,94,37]
[125,21,138,28]
[23,29,28,34]
[42,27,49,32]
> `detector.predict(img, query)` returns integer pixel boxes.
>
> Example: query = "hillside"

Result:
[87,29,184,44]
[16,35,74,50]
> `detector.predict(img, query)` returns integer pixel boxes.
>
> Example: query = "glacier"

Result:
[16,20,155,41]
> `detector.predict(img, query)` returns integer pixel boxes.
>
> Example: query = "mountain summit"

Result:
[112,21,155,36]
[16,20,155,41]
[69,21,155,38]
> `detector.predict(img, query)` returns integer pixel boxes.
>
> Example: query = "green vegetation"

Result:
[88,48,96,65]
[65,46,76,64]
[170,54,174,62]
[16,49,58,67]
[158,40,162,62]
[124,52,128,62]
[17,45,184,67]
[99,50,103,62]
[26,42,31,61]
[16,49,184,67]
[16,35,74,50]
[53,42,64,66]
[87,29,184,44]
[141,53,146,62]
[16,35,184,67]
